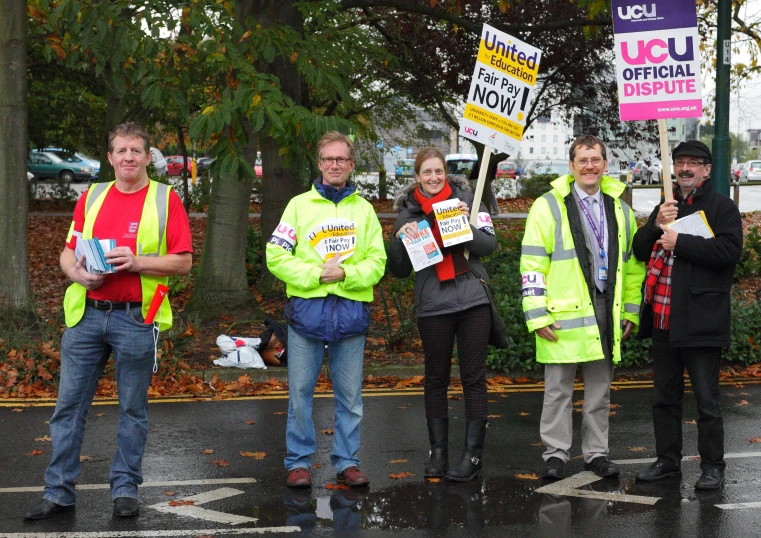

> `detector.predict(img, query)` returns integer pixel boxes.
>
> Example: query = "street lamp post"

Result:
[712,0,731,196]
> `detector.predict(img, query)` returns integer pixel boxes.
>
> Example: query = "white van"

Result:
[445,154,478,181]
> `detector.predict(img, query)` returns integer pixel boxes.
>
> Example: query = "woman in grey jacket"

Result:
[387,147,497,481]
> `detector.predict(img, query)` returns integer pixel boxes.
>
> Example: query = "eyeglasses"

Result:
[674,159,706,168]
[574,157,603,167]
[320,157,352,166]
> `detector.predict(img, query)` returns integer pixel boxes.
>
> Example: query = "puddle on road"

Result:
[248,475,660,532]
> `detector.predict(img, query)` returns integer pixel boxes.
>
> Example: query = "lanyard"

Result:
[578,196,605,259]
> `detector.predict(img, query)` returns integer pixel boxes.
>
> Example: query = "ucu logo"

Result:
[618,4,656,20]
[276,223,297,241]
[621,36,694,65]
[464,126,479,136]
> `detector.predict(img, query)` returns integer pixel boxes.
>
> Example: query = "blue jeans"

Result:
[43,305,156,505]
[285,327,365,472]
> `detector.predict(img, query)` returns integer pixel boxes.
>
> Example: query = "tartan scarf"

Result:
[413,182,469,282]
[644,181,702,330]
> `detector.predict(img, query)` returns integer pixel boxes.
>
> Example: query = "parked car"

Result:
[739,160,761,182]
[631,161,648,183]
[28,151,96,182]
[196,157,214,174]
[166,155,192,176]
[36,148,100,180]
[255,154,263,178]
[150,147,168,177]
[27,171,34,181]
[445,154,478,182]
[394,158,415,179]
[523,159,570,178]
[734,162,746,182]
[496,161,517,179]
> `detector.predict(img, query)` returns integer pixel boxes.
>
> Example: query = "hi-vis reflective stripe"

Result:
[86,182,110,213]
[555,316,597,330]
[620,199,632,262]
[624,303,639,314]
[524,307,550,321]
[522,245,549,257]
[541,193,577,261]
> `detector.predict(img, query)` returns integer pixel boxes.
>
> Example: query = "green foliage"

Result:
[376,272,418,351]
[724,295,761,365]
[520,173,556,199]
[736,225,761,279]
[48,177,80,204]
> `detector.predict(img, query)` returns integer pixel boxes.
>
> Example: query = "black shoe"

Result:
[543,457,564,480]
[695,467,725,491]
[113,497,139,517]
[445,420,487,482]
[23,499,75,520]
[635,459,682,482]
[584,456,620,478]
[425,417,449,478]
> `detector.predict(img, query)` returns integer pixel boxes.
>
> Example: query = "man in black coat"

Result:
[632,140,742,490]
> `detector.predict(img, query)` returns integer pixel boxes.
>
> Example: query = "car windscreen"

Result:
[447,160,476,174]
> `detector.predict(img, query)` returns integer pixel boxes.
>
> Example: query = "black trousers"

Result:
[417,304,491,421]
[651,328,725,470]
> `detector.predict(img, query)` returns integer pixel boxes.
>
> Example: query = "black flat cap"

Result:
[672,140,712,163]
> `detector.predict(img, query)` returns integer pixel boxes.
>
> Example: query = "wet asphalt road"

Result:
[3,380,761,537]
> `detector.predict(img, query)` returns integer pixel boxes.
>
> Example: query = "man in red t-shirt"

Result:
[24,123,193,521]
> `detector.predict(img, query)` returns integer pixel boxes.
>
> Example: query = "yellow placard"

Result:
[464,103,524,140]
[477,41,539,85]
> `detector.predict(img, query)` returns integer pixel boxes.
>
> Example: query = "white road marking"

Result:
[148,487,255,525]
[613,451,761,465]
[535,471,660,506]
[0,478,257,494]
[716,501,761,510]
[0,528,300,537]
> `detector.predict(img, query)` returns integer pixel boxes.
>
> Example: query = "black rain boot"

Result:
[445,420,487,481]
[424,417,449,478]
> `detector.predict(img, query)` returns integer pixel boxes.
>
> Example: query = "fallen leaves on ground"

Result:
[488,400,497,403]
[609,404,620,409]
[321,429,334,435]
[487,414,502,419]
[750,437,761,443]
[79,455,92,462]
[95,412,105,417]
[28,450,43,456]
[394,376,424,389]
[390,459,408,464]
[738,400,750,406]
[210,459,229,467]
[202,449,214,454]
[515,473,539,480]
[519,412,530,416]
[685,420,697,425]
[273,411,287,415]
[530,442,543,447]
[311,464,322,469]
[390,472,414,479]
[240,451,266,460]
[164,491,176,496]
[448,395,461,401]
[34,435,51,442]
[325,483,350,490]
[168,499,196,506]
[246,421,256,425]
[426,477,441,483]
[628,447,646,452]
[11,408,24,413]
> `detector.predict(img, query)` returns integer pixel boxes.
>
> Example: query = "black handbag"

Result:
[475,275,509,349]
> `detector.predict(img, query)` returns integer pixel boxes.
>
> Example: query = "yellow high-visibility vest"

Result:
[63,180,172,331]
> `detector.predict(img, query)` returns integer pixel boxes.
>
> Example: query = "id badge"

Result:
[598,267,608,281]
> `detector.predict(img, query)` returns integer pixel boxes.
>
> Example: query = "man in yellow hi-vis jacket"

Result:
[520,135,645,480]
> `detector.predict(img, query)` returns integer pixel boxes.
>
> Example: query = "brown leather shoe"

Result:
[286,467,312,488]
[337,466,370,487]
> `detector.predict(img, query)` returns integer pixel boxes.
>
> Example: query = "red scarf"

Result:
[413,182,470,282]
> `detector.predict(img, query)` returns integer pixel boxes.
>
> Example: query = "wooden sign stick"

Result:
[658,119,673,202]
[464,145,493,260]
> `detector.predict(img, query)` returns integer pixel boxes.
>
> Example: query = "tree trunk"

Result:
[97,65,125,184]
[244,0,310,295]
[0,0,35,322]
[177,124,191,213]
[184,124,257,318]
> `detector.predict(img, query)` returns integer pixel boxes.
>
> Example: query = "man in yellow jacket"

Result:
[266,132,386,489]
[520,135,645,480]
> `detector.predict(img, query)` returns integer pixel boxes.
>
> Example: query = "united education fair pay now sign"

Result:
[459,24,542,155]
[612,0,702,121]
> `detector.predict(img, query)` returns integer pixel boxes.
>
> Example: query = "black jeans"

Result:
[651,328,725,470]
